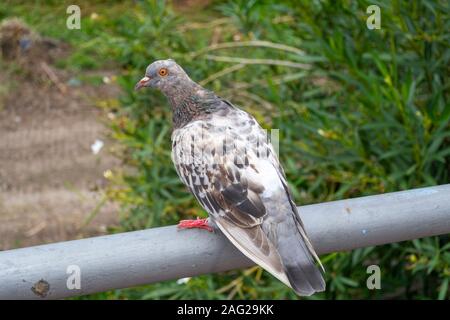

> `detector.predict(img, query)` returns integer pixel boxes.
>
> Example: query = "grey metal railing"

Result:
[0,184,449,299]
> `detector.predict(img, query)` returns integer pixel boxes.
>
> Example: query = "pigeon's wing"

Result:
[171,113,291,287]
[171,108,324,295]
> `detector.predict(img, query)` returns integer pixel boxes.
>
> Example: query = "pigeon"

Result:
[135,59,325,296]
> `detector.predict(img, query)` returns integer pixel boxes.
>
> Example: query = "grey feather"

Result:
[137,59,326,296]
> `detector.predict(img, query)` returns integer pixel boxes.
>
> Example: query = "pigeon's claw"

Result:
[177,217,213,232]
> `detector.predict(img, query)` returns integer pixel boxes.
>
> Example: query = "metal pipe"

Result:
[0,185,449,299]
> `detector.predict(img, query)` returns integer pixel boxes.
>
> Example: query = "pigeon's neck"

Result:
[163,80,224,129]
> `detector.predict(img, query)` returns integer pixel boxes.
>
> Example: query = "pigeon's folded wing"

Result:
[171,117,292,287]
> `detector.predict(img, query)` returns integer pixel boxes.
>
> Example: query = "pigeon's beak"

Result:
[135,76,151,91]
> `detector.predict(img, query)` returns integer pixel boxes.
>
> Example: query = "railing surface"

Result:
[0,185,449,299]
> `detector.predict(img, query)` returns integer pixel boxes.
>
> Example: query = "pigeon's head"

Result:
[135,59,190,92]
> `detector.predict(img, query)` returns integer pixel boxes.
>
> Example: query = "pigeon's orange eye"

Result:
[158,68,168,76]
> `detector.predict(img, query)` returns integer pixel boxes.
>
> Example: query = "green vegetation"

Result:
[2,0,448,299]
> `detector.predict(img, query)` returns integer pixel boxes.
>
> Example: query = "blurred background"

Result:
[0,0,448,299]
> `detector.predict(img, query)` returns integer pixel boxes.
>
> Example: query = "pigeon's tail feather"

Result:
[276,220,325,296]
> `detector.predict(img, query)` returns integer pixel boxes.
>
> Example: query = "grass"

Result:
[2,0,449,300]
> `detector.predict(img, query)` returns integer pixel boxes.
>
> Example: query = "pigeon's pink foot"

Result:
[177,217,213,232]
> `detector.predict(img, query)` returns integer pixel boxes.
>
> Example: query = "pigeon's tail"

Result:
[275,217,325,296]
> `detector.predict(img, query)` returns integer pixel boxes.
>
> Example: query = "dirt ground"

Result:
[0,22,121,250]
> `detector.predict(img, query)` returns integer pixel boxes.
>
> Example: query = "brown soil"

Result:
[0,20,121,250]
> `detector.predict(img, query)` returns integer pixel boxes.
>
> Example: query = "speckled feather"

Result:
[138,59,325,296]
